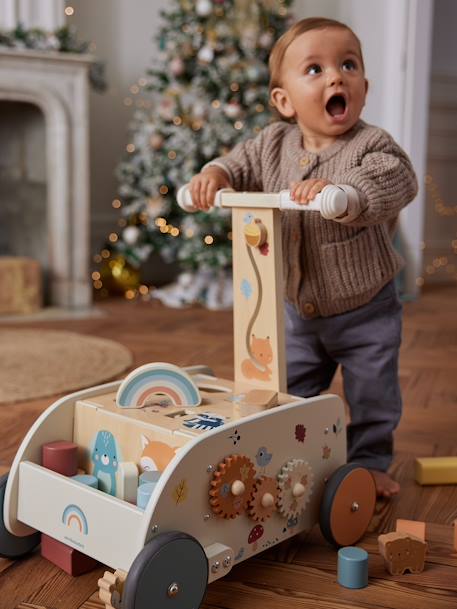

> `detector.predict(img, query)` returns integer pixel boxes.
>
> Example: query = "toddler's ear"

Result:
[364,79,369,95]
[270,87,295,119]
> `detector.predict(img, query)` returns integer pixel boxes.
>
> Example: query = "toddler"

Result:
[188,17,418,497]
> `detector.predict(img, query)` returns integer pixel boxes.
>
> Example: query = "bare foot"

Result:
[369,470,400,498]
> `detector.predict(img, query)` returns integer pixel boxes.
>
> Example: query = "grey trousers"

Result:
[285,280,402,472]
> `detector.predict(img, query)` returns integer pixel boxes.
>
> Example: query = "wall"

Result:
[68,0,170,256]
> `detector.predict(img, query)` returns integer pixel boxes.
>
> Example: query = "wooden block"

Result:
[41,533,98,576]
[232,389,279,418]
[337,546,368,589]
[415,456,457,485]
[0,256,42,315]
[396,518,426,541]
[378,531,427,575]
[243,389,278,409]
[42,440,78,477]
[116,462,138,503]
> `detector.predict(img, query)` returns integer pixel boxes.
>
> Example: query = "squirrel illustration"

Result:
[241,334,272,381]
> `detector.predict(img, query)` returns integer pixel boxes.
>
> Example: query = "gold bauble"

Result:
[99,255,140,295]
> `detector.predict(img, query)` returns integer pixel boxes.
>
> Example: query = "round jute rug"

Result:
[0,329,133,404]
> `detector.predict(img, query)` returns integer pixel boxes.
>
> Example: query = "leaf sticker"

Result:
[172,479,188,505]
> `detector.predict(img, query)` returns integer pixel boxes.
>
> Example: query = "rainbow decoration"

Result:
[62,504,88,535]
[116,363,201,409]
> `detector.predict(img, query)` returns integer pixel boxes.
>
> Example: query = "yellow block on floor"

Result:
[415,457,457,485]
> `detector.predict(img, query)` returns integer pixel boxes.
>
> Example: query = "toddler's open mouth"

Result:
[325,94,347,120]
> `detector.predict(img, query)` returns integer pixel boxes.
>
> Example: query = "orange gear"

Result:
[209,454,256,519]
[247,476,279,521]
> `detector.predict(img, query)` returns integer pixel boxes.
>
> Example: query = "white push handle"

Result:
[278,186,348,219]
[177,183,347,220]
[177,184,234,213]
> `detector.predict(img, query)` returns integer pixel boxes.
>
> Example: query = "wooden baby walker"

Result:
[0,185,376,609]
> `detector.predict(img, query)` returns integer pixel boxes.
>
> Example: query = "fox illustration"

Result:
[140,435,177,473]
[241,334,273,381]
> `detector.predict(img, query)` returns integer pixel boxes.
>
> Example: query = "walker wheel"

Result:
[0,473,41,559]
[122,531,208,609]
[319,463,376,548]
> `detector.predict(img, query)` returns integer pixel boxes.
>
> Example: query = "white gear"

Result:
[277,459,314,519]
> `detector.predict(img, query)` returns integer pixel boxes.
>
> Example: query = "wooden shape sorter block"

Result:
[41,533,98,576]
[415,456,457,485]
[42,440,78,477]
[231,203,286,393]
[378,532,427,575]
[396,518,426,541]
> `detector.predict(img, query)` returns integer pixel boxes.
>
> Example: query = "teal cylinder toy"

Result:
[337,546,368,589]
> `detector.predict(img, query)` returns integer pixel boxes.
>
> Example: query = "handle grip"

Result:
[177,184,348,220]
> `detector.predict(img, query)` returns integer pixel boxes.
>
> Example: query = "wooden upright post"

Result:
[231,201,287,393]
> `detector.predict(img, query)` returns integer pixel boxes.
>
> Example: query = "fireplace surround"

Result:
[0,48,93,308]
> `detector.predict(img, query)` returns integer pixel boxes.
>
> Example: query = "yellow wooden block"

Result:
[414,457,457,485]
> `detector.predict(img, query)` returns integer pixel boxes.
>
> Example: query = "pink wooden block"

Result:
[42,440,78,477]
[41,534,98,576]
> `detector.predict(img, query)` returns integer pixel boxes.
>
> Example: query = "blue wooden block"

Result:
[337,546,369,589]
[72,474,98,489]
[137,482,157,510]
[139,471,161,486]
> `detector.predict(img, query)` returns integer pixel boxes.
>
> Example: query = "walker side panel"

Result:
[4,381,121,537]
[141,394,346,580]
[17,461,144,570]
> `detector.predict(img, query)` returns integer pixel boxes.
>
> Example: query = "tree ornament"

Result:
[197,45,214,63]
[259,31,274,49]
[223,101,242,119]
[170,56,185,76]
[122,226,140,245]
[100,255,140,295]
[196,0,213,16]
[149,133,164,150]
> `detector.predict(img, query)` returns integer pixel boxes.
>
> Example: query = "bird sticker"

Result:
[255,446,272,472]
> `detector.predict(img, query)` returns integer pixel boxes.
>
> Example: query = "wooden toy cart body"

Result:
[1,188,376,609]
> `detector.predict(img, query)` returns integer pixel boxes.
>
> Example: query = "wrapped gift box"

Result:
[0,256,42,315]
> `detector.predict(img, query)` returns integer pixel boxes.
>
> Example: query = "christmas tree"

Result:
[100,0,293,306]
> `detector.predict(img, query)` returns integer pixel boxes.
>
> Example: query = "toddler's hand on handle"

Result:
[189,167,232,211]
[290,178,333,204]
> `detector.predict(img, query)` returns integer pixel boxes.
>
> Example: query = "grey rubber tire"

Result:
[123,531,208,609]
[0,473,41,559]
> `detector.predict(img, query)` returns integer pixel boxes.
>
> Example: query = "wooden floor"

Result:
[1,284,456,609]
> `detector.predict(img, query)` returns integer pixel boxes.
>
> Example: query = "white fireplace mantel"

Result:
[0,48,94,309]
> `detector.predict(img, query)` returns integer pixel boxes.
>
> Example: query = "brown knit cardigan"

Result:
[208,119,418,318]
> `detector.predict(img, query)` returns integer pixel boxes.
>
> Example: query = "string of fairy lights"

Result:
[416,174,457,287]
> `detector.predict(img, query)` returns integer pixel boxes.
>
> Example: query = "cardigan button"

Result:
[303,302,315,315]
[299,157,310,167]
